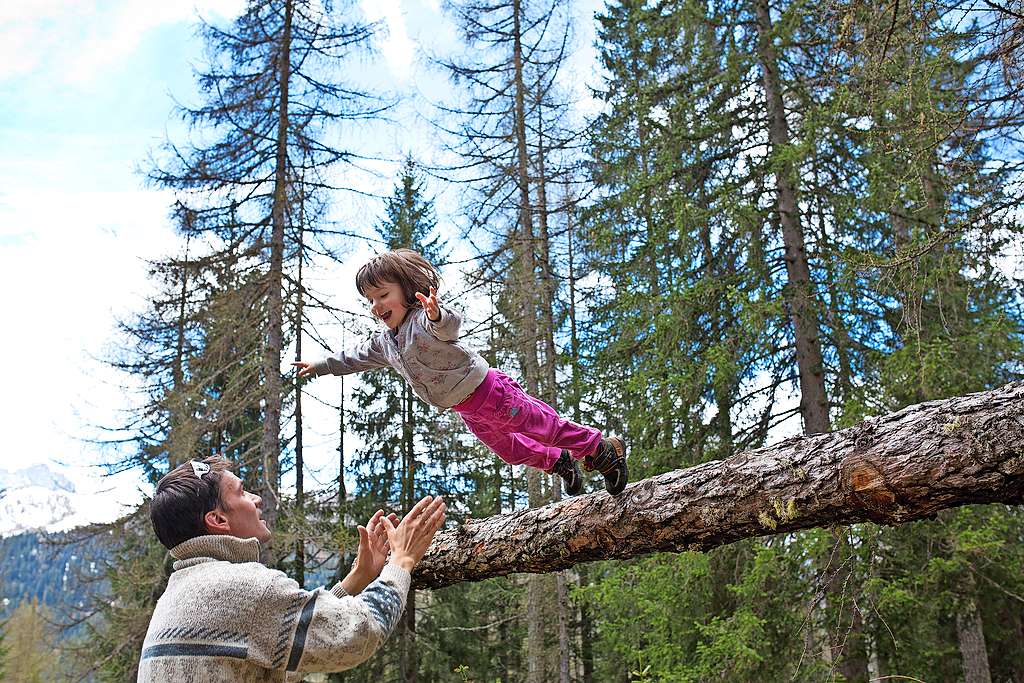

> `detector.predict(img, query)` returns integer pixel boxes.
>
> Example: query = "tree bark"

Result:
[294,219,305,588]
[261,0,293,552]
[413,382,1024,589]
[956,572,993,683]
[337,330,346,504]
[400,383,418,683]
[509,1,551,681]
[752,0,831,435]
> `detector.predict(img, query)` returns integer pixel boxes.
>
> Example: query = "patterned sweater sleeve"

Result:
[312,335,390,377]
[423,306,462,342]
[254,564,410,675]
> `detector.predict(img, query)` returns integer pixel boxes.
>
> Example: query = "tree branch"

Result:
[413,382,1024,589]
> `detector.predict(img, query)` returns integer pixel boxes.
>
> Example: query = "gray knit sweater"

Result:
[137,535,409,682]
[312,306,489,409]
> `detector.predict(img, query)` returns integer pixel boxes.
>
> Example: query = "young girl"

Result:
[293,249,628,496]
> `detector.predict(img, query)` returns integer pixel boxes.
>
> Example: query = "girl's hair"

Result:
[356,249,441,307]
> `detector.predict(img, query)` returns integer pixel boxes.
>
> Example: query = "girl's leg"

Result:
[458,413,561,470]
[498,374,602,460]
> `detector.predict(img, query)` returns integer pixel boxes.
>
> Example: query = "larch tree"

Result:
[437,0,582,679]
[148,0,383,547]
[2,599,57,683]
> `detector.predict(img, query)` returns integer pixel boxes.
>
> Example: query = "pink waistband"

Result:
[452,368,498,413]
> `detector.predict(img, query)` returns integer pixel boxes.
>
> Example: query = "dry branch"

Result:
[413,382,1024,589]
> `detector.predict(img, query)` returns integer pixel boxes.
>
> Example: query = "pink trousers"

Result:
[452,369,602,471]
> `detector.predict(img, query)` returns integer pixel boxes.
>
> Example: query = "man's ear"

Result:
[204,508,231,535]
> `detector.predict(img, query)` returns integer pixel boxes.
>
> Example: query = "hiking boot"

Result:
[547,450,584,496]
[584,436,628,495]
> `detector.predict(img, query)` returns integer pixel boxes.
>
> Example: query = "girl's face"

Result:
[365,281,409,330]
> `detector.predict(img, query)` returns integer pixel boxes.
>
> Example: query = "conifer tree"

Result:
[148,0,382,539]
[578,0,1024,679]
[342,159,492,681]
[438,0,581,676]
[2,599,57,682]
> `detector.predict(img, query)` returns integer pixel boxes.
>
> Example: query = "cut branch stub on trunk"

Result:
[412,382,1024,589]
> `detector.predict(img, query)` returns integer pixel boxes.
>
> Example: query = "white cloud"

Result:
[0,185,179,473]
[0,0,244,85]
[360,0,415,83]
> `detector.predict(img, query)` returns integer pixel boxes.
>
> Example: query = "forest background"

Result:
[1,0,1023,681]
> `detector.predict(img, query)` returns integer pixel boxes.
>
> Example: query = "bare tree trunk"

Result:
[825,534,868,683]
[752,3,849,677]
[413,382,1024,588]
[511,0,539,395]
[566,201,594,683]
[956,572,993,683]
[261,0,293,553]
[168,231,191,469]
[535,106,572,683]
[752,0,830,435]
[1010,605,1024,683]
[400,383,418,683]
[509,1,551,680]
[338,330,346,504]
[294,220,305,588]
[534,113,559,409]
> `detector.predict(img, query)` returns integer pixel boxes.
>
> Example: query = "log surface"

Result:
[412,382,1024,589]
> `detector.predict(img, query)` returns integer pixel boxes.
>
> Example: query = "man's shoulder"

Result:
[164,558,283,602]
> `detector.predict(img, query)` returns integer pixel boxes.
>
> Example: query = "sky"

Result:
[0,0,605,522]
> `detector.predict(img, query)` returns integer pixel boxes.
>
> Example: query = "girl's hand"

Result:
[415,287,441,322]
[291,361,315,378]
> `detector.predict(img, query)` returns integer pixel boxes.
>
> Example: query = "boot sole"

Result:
[603,436,628,495]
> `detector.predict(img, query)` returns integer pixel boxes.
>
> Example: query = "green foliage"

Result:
[80,513,171,681]
[578,541,828,682]
[1,598,58,682]
[61,0,1024,680]
[578,1,1024,679]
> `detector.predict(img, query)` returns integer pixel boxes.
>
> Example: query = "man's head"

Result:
[150,456,271,549]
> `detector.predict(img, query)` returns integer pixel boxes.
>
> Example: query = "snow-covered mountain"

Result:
[0,463,141,537]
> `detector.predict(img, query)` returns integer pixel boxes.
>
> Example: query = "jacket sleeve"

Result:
[255,564,410,676]
[424,306,462,342]
[312,335,390,377]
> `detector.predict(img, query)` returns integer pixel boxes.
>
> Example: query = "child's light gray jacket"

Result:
[137,534,409,682]
[312,307,489,408]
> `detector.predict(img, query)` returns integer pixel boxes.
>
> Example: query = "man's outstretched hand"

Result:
[340,509,398,594]
[384,495,446,573]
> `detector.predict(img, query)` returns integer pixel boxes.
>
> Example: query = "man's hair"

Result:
[355,249,441,308]
[150,456,231,549]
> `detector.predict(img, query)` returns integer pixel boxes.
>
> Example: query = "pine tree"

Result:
[578,0,1024,679]
[438,0,583,676]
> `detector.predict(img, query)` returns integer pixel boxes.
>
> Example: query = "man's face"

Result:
[215,471,271,543]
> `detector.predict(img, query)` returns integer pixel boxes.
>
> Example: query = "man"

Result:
[138,456,445,681]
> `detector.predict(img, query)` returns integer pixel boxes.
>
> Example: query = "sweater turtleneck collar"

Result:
[169,534,262,570]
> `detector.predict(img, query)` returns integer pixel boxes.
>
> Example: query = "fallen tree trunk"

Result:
[413,382,1024,589]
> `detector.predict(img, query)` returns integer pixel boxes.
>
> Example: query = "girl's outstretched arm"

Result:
[296,337,390,377]
[416,288,462,341]
[292,361,316,377]
[415,287,441,321]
